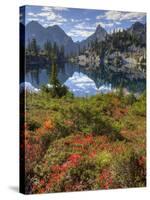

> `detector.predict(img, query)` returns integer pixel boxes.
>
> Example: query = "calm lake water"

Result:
[25,63,146,97]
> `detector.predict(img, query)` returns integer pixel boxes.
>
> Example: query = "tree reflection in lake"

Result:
[25,62,146,96]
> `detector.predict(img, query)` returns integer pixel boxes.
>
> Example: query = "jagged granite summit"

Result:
[25,21,145,56]
[79,24,107,48]
[25,21,107,55]
[25,21,78,55]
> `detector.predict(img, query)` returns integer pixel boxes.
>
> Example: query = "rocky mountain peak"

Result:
[129,22,145,32]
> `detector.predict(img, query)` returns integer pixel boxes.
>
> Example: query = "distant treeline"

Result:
[25,28,146,64]
[87,29,146,58]
[26,38,65,62]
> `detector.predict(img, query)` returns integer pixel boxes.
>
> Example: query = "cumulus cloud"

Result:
[66,22,97,40]
[27,7,67,25]
[67,29,94,38]
[53,7,69,11]
[74,22,96,30]
[115,21,121,25]
[42,6,69,12]
[96,10,146,22]
[70,18,82,23]
[96,15,103,20]
[41,6,52,12]
[27,12,38,17]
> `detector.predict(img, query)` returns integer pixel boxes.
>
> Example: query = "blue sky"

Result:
[21,5,146,42]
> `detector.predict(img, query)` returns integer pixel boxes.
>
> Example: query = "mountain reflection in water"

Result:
[25,62,146,97]
[65,72,112,97]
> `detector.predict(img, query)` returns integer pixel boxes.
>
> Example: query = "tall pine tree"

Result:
[50,62,61,88]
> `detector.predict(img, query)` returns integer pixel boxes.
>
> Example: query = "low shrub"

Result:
[58,158,99,191]
[112,150,146,188]
[24,91,146,193]
[126,93,137,105]
[131,101,146,117]
[41,84,69,98]
[27,120,41,131]
[95,151,112,168]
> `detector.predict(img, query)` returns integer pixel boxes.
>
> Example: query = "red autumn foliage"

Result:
[70,135,93,145]
[33,153,83,193]
[99,169,113,189]
[40,179,45,185]
[43,119,54,130]
[67,154,81,165]
[89,150,97,158]
[138,156,146,167]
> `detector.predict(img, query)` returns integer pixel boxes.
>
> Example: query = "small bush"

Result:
[27,120,41,131]
[64,91,74,99]
[41,84,69,98]
[59,158,98,191]
[131,101,146,117]
[112,150,146,188]
[95,151,112,168]
[40,132,53,150]
[124,93,137,105]
[41,85,51,93]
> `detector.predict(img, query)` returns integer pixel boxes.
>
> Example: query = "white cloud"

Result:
[42,23,49,27]
[119,12,145,21]
[41,6,69,12]
[42,21,64,27]
[67,22,96,40]
[115,21,121,25]
[67,29,94,38]
[53,7,69,11]
[96,15,104,20]
[130,19,137,22]
[96,22,114,28]
[39,19,45,23]
[37,12,50,17]
[96,11,145,22]
[27,17,39,22]
[74,22,95,30]
[46,12,67,22]
[104,11,123,21]
[27,7,67,25]
[70,18,82,23]
[41,6,52,12]
[70,21,115,39]
[27,12,37,17]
